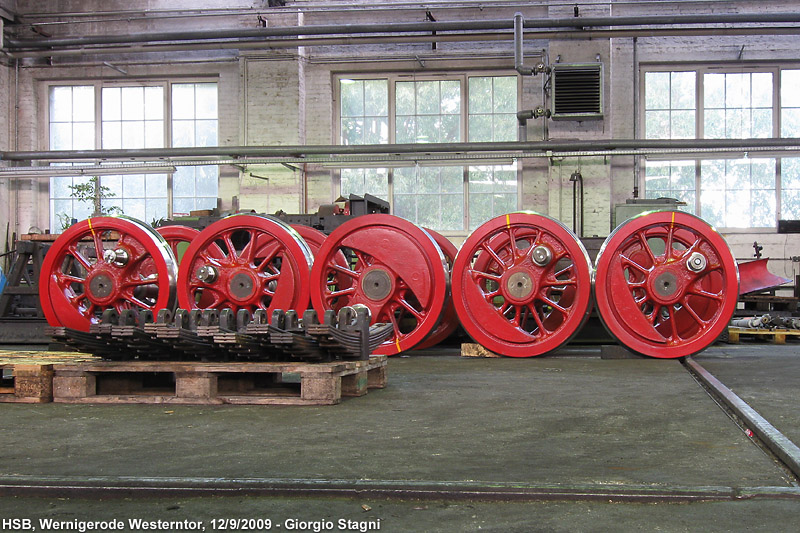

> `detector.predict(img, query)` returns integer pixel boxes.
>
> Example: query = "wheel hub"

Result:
[503,269,536,304]
[87,272,116,301]
[649,269,680,304]
[361,268,393,301]
[228,271,257,301]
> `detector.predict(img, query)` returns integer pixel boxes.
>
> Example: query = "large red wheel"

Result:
[594,210,738,358]
[309,214,449,355]
[40,215,177,331]
[452,212,593,357]
[414,228,460,350]
[177,214,313,315]
[156,225,200,264]
[289,224,327,256]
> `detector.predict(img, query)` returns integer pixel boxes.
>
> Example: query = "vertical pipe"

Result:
[632,37,640,199]
[514,13,533,76]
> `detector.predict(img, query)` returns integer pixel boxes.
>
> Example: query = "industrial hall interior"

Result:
[2,0,800,530]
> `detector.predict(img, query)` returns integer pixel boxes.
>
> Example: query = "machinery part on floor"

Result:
[0,240,48,318]
[730,315,770,329]
[177,214,313,316]
[736,258,791,295]
[39,216,177,332]
[413,228,460,350]
[451,212,593,357]
[594,211,739,358]
[45,305,393,362]
[156,225,201,264]
[309,214,449,355]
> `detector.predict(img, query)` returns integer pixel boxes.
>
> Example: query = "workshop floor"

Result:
[2,343,799,532]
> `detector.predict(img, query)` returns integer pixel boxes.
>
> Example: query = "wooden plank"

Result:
[460,343,502,358]
[0,364,55,403]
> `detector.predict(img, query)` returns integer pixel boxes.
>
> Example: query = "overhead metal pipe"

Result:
[6,12,800,50]
[5,138,800,162]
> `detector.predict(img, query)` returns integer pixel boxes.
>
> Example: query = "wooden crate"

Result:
[727,327,800,345]
[52,356,387,406]
[0,351,96,403]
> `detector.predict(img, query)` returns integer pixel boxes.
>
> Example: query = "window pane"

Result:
[752,73,772,108]
[671,110,695,139]
[441,80,460,114]
[50,123,72,149]
[144,121,164,148]
[440,114,460,143]
[704,74,725,109]
[144,86,164,120]
[194,83,217,120]
[493,77,517,113]
[671,72,695,109]
[121,87,144,120]
[173,120,194,148]
[364,117,388,144]
[146,173,168,196]
[395,82,415,115]
[72,123,95,150]
[121,121,145,148]
[782,109,800,137]
[645,110,670,139]
[469,77,492,114]
[493,114,517,142]
[102,87,121,121]
[782,70,800,107]
[73,86,95,120]
[469,115,492,142]
[50,87,73,122]
[752,109,772,138]
[645,72,670,109]
[340,80,364,117]
[725,73,749,108]
[704,109,724,138]
[416,82,438,115]
[196,166,219,197]
[195,119,217,146]
[122,174,145,197]
[172,84,195,120]
[364,80,387,116]
[173,167,196,197]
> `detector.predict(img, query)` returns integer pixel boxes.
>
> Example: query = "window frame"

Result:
[639,64,798,231]
[43,78,219,227]
[333,71,522,235]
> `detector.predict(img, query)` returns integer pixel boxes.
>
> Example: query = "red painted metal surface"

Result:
[177,214,313,315]
[594,211,739,358]
[414,228,460,350]
[737,258,790,295]
[451,213,593,357]
[156,225,200,263]
[309,214,449,355]
[289,224,328,257]
[39,216,177,331]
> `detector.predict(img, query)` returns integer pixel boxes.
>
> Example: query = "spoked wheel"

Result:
[156,225,200,263]
[414,228,460,350]
[594,210,738,358]
[309,214,449,355]
[39,215,177,331]
[177,214,313,315]
[452,212,593,357]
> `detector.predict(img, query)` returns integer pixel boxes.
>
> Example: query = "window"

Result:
[48,81,218,229]
[641,67,798,228]
[338,74,518,232]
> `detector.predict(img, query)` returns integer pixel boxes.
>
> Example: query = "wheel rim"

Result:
[594,210,739,358]
[309,214,449,355]
[39,215,177,331]
[414,227,460,350]
[452,212,593,357]
[177,214,313,315]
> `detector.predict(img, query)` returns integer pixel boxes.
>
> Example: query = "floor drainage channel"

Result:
[683,356,800,484]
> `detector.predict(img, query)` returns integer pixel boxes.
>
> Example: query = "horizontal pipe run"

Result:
[4,139,800,163]
[5,12,800,50]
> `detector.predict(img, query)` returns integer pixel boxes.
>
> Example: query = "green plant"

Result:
[68,176,123,217]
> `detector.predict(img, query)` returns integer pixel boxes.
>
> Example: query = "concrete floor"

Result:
[2,343,800,531]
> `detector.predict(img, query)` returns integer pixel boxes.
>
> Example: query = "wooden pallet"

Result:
[51,356,387,406]
[726,327,800,345]
[0,351,96,403]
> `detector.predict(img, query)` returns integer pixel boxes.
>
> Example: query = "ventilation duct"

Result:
[551,64,603,120]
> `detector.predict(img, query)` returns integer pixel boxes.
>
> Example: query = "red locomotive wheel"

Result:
[177,214,313,315]
[156,225,201,263]
[309,214,449,355]
[39,215,177,331]
[289,224,328,256]
[594,211,739,358]
[452,212,593,357]
[414,227,460,350]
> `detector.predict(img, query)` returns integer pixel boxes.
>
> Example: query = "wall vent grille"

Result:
[551,64,603,120]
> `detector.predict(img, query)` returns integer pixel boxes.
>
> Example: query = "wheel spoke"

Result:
[395,296,424,321]
[637,232,657,265]
[479,242,508,272]
[540,295,569,316]
[682,297,712,327]
[528,303,546,335]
